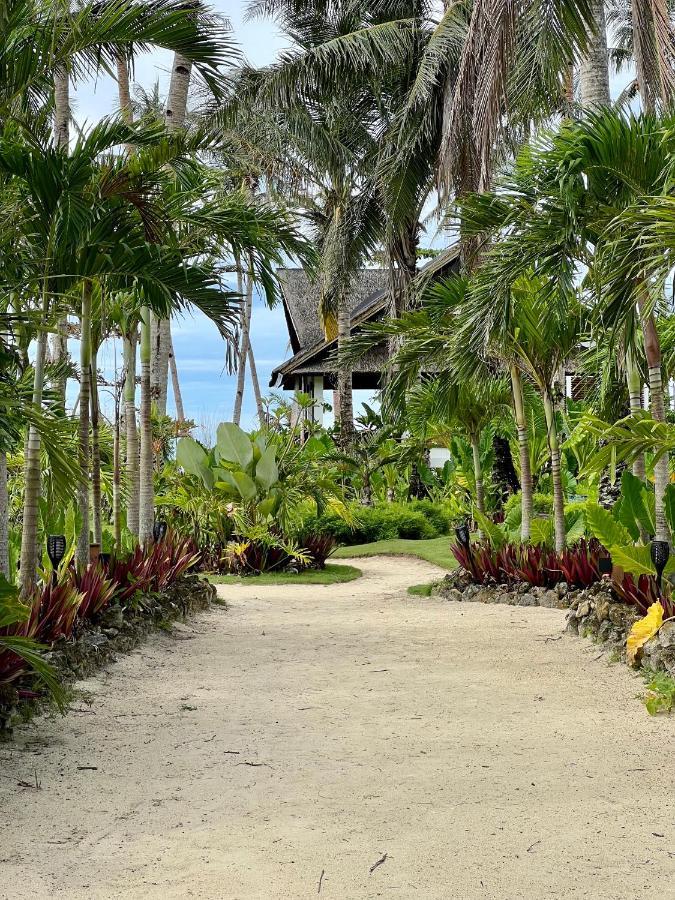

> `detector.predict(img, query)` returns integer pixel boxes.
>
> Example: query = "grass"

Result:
[207,563,362,586]
[333,536,457,570]
[407,582,437,597]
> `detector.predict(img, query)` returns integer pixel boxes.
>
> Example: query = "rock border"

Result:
[0,573,218,735]
[436,570,675,677]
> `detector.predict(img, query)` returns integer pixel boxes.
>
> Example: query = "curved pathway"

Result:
[0,556,674,899]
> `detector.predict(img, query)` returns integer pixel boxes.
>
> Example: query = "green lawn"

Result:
[208,563,362,586]
[333,536,457,570]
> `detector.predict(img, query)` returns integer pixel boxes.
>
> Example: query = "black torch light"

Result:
[598,556,613,580]
[153,520,168,544]
[47,534,66,586]
[455,522,471,549]
[651,540,670,593]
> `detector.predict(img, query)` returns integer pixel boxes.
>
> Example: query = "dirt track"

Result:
[1,555,674,899]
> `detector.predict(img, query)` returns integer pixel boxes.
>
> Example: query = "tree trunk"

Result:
[510,366,533,541]
[0,451,8,578]
[19,303,49,597]
[168,333,185,422]
[150,51,193,425]
[233,260,254,426]
[336,295,354,436]
[626,351,646,481]
[166,54,193,128]
[76,280,92,571]
[51,68,70,412]
[247,343,264,424]
[90,347,102,547]
[470,431,485,514]
[123,330,139,537]
[640,304,670,541]
[138,308,154,547]
[543,390,566,552]
[579,0,610,108]
[116,53,133,123]
[113,385,122,550]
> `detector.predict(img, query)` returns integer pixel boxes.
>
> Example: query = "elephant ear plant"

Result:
[177,423,322,573]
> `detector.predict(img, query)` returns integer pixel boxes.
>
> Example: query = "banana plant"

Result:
[177,423,282,522]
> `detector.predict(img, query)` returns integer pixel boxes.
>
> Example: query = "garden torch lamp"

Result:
[47,534,66,586]
[455,523,470,549]
[650,540,670,593]
[153,520,168,544]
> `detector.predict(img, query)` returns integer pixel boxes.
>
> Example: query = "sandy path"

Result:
[0,556,674,900]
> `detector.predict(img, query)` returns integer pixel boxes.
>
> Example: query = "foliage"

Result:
[0,533,199,712]
[451,538,606,589]
[641,670,675,716]
[303,501,449,546]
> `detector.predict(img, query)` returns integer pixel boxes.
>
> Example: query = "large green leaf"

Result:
[619,470,655,537]
[530,517,554,548]
[177,437,214,490]
[231,471,258,501]
[664,484,675,537]
[610,544,655,576]
[474,509,507,549]
[255,446,279,491]
[585,502,632,548]
[0,576,28,627]
[216,423,253,469]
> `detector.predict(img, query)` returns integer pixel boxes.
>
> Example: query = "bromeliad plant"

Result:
[452,537,604,589]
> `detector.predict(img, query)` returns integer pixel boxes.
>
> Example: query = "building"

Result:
[269,245,462,425]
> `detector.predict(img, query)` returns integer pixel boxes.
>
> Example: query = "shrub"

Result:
[298,533,337,569]
[304,501,446,545]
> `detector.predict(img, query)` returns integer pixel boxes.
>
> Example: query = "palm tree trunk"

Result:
[138,308,154,546]
[19,300,49,597]
[247,342,264,423]
[113,384,122,549]
[90,347,102,547]
[123,330,139,537]
[76,280,92,571]
[626,351,646,481]
[640,304,670,541]
[510,365,533,541]
[233,260,254,426]
[0,451,8,578]
[116,53,132,123]
[543,390,566,552]
[149,51,193,424]
[579,0,610,108]
[52,67,70,412]
[336,295,354,436]
[168,334,185,422]
[149,315,171,421]
[470,431,485,514]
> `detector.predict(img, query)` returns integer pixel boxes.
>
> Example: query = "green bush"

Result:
[303,501,449,545]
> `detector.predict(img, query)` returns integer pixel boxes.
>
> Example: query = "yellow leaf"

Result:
[626,601,664,665]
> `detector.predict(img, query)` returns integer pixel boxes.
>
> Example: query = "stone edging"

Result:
[1,574,218,735]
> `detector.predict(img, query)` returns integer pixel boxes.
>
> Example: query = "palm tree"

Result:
[460,109,675,543]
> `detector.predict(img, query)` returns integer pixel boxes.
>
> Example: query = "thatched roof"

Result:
[276,268,390,355]
[270,243,462,389]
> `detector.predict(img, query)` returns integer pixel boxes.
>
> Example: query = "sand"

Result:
[0,555,674,900]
